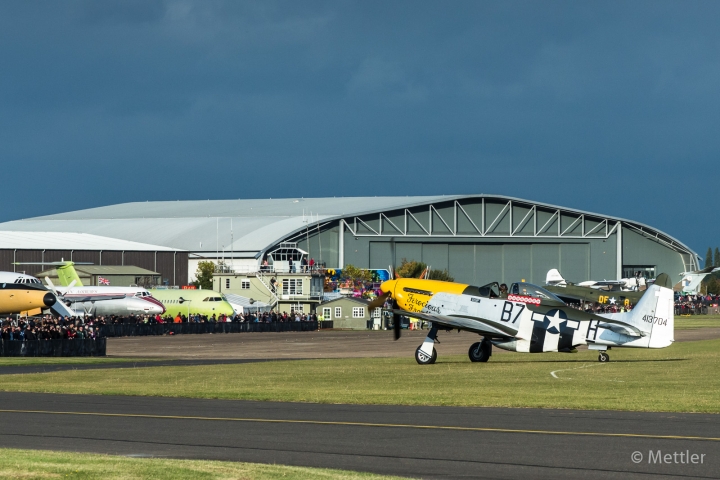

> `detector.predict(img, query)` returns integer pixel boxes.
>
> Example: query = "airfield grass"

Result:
[1,338,719,413]
[0,448,403,480]
[675,314,720,329]
[0,357,152,367]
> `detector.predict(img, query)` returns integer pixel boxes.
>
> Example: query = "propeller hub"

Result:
[42,292,57,307]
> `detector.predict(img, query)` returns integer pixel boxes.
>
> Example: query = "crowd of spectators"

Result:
[238,311,318,323]
[562,292,720,316]
[135,311,318,324]
[548,301,633,314]
[675,293,720,315]
[0,309,320,342]
[1,315,104,341]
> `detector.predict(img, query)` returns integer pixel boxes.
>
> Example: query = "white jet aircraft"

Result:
[15,262,165,316]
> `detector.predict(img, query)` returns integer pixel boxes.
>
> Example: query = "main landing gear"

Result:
[598,352,610,363]
[469,338,492,362]
[414,329,494,365]
[415,326,438,365]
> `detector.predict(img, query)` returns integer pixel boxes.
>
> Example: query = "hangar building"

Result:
[0,195,698,292]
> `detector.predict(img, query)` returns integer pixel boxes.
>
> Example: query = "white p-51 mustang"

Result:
[369,273,674,364]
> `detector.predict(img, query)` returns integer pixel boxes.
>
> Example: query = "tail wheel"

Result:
[598,352,610,362]
[469,341,491,362]
[415,346,437,365]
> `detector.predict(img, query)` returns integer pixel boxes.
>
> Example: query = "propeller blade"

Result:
[367,291,391,311]
[393,312,402,340]
[45,276,56,293]
[67,279,77,289]
[419,267,429,279]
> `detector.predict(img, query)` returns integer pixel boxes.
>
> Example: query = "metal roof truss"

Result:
[340,199,693,257]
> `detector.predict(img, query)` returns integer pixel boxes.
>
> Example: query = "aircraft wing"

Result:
[46,300,76,317]
[63,294,127,302]
[592,280,627,287]
[394,309,516,337]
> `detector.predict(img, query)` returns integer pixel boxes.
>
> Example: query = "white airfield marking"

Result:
[550,363,606,379]
[550,363,625,382]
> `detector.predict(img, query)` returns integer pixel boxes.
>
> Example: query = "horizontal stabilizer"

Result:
[597,322,645,337]
[681,266,720,275]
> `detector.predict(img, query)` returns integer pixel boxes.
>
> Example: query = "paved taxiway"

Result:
[0,392,717,479]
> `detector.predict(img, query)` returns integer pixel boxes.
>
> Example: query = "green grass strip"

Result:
[675,315,720,329]
[0,357,156,367]
[0,338,719,413]
[0,448,404,479]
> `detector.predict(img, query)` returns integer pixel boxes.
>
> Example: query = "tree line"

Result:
[703,247,720,295]
[705,247,720,268]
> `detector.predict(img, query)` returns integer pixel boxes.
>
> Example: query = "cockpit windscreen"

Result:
[510,282,566,304]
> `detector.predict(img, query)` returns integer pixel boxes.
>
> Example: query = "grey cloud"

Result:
[75,0,168,25]
[0,0,719,255]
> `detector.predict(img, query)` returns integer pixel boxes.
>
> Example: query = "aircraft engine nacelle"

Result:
[490,339,518,352]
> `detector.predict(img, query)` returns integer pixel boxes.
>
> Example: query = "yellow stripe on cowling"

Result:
[380,278,468,313]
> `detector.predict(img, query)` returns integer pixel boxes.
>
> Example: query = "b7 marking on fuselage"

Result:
[499,301,526,324]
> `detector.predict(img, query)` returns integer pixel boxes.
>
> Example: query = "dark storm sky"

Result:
[1,1,718,259]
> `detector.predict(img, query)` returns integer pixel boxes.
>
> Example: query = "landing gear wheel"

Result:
[415,346,437,365]
[468,341,491,363]
[598,352,610,363]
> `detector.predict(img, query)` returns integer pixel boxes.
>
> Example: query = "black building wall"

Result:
[0,249,188,286]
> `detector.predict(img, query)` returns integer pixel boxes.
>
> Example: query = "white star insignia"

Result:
[546,310,563,334]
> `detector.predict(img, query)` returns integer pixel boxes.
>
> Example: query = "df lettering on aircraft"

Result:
[597,295,630,306]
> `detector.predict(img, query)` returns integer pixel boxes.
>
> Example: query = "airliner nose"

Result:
[144,296,166,314]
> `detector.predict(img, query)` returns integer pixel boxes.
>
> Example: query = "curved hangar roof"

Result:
[0,196,697,260]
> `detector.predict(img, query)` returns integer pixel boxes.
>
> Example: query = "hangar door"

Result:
[369,242,394,270]
[559,243,589,283]
[369,241,589,285]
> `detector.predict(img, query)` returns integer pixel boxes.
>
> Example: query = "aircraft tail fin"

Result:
[602,273,674,348]
[546,269,566,286]
[676,269,717,294]
[56,262,84,287]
